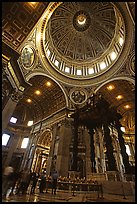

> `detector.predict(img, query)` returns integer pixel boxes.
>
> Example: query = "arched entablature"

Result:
[94,76,135,133]
[94,76,135,93]
[26,71,69,108]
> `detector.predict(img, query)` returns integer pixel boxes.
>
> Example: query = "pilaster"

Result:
[46,124,57,176]
[2,90,23,132]
[56,118,72,177]
[4,133,18,167]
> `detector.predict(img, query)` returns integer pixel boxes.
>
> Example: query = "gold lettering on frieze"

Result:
[2,54,10,61]
[8,62,20,88]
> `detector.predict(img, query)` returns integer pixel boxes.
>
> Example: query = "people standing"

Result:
[16,169,31,195]
[39,172,46,193]
[30,172,39,194]
[9,170,19,196]
[51,169,59,195]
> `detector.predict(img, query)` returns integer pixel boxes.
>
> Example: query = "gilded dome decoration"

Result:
[49,2,116,61]
[41,2,125,80]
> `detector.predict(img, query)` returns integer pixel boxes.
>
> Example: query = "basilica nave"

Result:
[2,2,135,202]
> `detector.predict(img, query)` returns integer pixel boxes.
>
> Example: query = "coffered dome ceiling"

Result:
[49,2,116,62]
[42,2,125,80]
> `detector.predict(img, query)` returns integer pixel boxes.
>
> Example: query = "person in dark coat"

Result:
[39,172,46,193]
[30,172,39,194]
[51,169,59,195]
[9,171,19,196]
[16,169,31,195]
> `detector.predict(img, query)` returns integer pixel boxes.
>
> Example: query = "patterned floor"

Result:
[2,189,135,202]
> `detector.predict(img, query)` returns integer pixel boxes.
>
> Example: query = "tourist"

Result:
[51,169,59,195]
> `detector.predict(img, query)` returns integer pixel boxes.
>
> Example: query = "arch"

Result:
[94,76,135,131]
[94,76,135,93]
[26,72,69,107]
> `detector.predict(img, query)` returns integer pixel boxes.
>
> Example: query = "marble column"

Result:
[71,119,78,171]
[2,90,23,133]
[4,133,18,167]
[56,118,72,177]
[21,135,33,170]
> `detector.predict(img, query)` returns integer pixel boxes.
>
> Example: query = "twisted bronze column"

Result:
[103,123,117,171]
[116,121,131,174]
[71,115,79,171]
[88,127,96,173]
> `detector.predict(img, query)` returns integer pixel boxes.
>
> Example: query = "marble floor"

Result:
[2,189,135,202]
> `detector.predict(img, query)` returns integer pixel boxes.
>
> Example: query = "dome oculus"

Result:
[77,14,86,25]
[73,10,91,32]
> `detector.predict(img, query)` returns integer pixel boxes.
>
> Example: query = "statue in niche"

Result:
[98,158,103,173]
[21,47,34,68]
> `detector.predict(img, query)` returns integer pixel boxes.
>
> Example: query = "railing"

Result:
[46,180,104,199]
[124,174,135,182]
